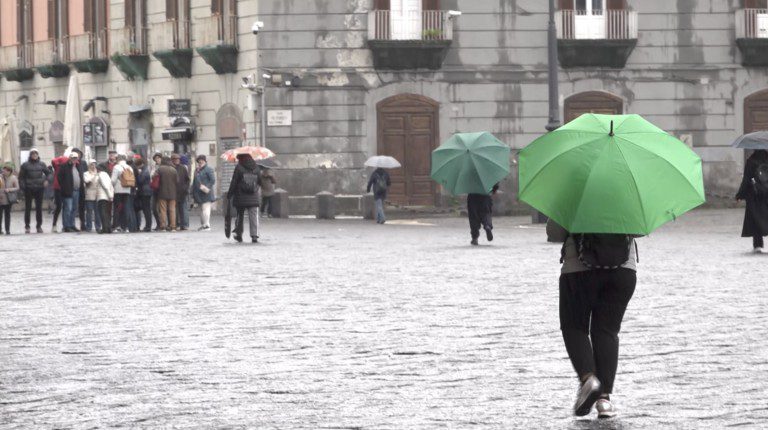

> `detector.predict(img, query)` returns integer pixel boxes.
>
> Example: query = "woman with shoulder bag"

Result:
[0,165,20,235]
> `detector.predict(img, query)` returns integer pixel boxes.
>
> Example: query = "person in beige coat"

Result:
[96,164,114,234]
[82,160,102,232]
[0,165,20,234]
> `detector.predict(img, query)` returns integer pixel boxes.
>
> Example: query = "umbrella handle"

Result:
[609,121,614,137]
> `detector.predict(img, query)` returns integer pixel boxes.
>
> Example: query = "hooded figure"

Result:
[736,149,768,252]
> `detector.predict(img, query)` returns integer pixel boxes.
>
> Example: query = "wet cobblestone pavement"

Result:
[1,209,767,429]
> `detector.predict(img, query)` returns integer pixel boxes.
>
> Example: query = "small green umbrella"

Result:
[519,114,705,235]
[431,132,511,195]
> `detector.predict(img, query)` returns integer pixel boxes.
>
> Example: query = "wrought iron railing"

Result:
[556,9,638,40]
[111,26,149,55]
[66,30,109,62]
[150,20,191,51]
[195,15,238,46]
[368,10,453,41]
[736,9,768,39]
[0,43,34,71]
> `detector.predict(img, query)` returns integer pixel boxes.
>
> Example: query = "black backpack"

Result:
[562,233,637,270]
[240,171,260,194]
[373,172,388,193]
[753,163,768,195]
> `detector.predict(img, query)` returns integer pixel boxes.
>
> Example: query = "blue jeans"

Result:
[125,193,138,232]
[62,190,80,229]
[85,200,101,231]
[375,198,386,223]
[177,195,189,228]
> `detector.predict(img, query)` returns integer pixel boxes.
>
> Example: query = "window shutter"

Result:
[47,0,55,39]
[606,0,627,9]
[211,0,222,14]
[374,0,390,10]
[84,0,94,32]
[166,0,177,20]
[422,0,439,10]
[558,0,575,10]
[745,0,768,8]
[125,0,135,27]
[17,0,23,44]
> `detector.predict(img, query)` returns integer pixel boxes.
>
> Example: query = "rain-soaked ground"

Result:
[1,208,766,429]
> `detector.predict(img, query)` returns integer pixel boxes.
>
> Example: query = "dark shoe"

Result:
[180,227,188,231]
[142,228,152,232]
[251,237,258,243]
[5,231,9,235]
[485,228,493,242]
[36,227,44,233]
[71,227,80,232]
[470,238,479,246]
[574,375,602,417]
[234,234,243,243]
[25,227,31,234]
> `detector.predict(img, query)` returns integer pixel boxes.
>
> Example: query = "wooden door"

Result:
[745,89,768,133]
[564,91,623,123]
[377,94,439,206]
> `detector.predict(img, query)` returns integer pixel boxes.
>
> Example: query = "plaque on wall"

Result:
[49,121,64,144]
[168,99,192,117]
[19,121,34,149]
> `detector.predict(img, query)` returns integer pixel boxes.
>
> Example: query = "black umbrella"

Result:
[224,196,233,239]
[731,131,768,150]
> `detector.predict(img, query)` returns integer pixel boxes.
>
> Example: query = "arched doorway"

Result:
[564,91,624,123]
[377,94,439,205]
[745,89,768,133]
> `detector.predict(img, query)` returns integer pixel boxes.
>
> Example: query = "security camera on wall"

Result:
[252,21,264,35]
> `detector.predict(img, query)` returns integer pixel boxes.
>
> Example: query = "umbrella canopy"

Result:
[63,75,83,153]
[519,113,705,235]
[0,118,16,168]
[731,131,768,150]
[431,132,510,195]
[220,146,275,163]
[365,155,401,169]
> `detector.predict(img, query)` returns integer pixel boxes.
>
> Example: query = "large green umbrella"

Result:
[519,114,705,235]
[431,132,511,195]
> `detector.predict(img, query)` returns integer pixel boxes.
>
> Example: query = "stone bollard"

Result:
[361,193,375,220]
[315,191,336,220]
[271,188,290,218]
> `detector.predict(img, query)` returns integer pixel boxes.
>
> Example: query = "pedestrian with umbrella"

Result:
[364,156,399,224]
[226,153,262,243]
[431,132,510,244]
[732,132,768,253]
[519,114,705,419]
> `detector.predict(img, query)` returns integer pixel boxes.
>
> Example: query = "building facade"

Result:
[2,0,768,211]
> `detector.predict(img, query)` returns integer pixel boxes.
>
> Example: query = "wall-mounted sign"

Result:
[84,117,109,146]
[168,99,192,117]
[19,121,34,149]
[49,120,64,144]
[267,110,292,126]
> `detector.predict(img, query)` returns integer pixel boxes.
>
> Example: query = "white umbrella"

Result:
[364,155,401,169]
[0,118,19,168]
[63,74,85,157]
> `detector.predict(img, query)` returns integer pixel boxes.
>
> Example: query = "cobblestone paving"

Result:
[1,209,767,429]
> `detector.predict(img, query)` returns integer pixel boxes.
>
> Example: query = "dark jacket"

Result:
[135,166,153,197]
[192,165,216,204]
[366,168,391,199]
[156,164,178,201]
[227,159,261,208]
[175,164,191,200]
[19,155,50,191]
[736,150,768,237]
[57,160,84,198]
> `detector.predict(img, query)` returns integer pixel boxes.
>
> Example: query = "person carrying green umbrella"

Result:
[520,113,705,419]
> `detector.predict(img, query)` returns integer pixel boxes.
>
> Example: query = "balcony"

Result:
[195,15,238,74]
[556,9,638,68]
[110,27,150,80]
[367,10,453,70]
[151,20,192,78]
[67,31,110,74]
[736,9,768,66]
[34,39,70,78]
[0,44,35,82]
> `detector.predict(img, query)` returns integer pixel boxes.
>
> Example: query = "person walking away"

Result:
[156,156,178,232]
[0,165,20,234]
[366,167,391,224]
[171,154,191,230]
[95,164,114,234]
[18,148,50,233]
[467,183,498,245]
[192,155,216,231]
[260,168,276,217]
[558,227,638,419]
[134,158,153,232]
[111,154,135,232]
[736,149,768,253]
[82,160,102,233]
[57,152,84,232]
[49,153,69,232]
[227,154,261,242]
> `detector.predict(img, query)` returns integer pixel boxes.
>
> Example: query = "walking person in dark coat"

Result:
[133,158,153,232]
[18,148,50,233]
[366,168,391,224]
[57,152,84,232]
[227,154,261,243]
[467,183,498,246]
[172,154,191,230]
[736,149,768,253]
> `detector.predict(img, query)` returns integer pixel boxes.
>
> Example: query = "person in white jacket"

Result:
[82,160,102,232]
[111,154,134,232]
[96,164,114,234]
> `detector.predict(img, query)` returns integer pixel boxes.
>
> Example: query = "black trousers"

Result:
[113,194,129,230]
[52,189,62,226]
[0,204,10,232]
[98,200,112,233]
[754,235,764,249]
[136,195,152,230]
[559,268,636,394]
[467,194,493,239]
[24,188,44,229]
[78,192,86,229]
[261,195,273,215]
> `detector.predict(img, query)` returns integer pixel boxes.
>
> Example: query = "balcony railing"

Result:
[151,20,191,51]
[111,26,149,55]
[556,9,638,40]
[33,39,68,65]
[67,30,109,62]
[368,10,453,41]
[0,44,34,71]
[737,8,768,39]
[195,15,238,47]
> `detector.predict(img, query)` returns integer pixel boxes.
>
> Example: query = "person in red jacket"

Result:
[50,154,70,233]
